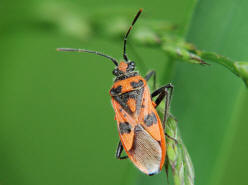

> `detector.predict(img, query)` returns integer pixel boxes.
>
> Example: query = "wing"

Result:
[112,99,135,151]
[138,85,162,142]
[112,85,147,150]
[111,85,166,175]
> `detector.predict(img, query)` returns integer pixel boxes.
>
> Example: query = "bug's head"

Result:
[112,61,136,76]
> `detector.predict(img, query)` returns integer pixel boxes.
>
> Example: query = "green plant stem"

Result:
[198,51,238,76]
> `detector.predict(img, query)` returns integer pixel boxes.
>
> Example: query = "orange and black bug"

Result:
[57,9,174,176]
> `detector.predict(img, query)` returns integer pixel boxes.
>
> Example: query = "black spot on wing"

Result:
[110,85,122,95]
[119,122,132,135]
[144,112,157,127]
[130,80,144,88]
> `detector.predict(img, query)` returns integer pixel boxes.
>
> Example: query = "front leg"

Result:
[145,70,157,90]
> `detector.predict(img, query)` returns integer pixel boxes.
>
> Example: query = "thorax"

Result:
[110,74,146,96]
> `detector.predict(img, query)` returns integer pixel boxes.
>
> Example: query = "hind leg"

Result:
[151,83,174,128]
[115,141,128,160]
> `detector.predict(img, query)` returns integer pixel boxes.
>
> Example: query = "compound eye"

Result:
[130,61,135,66]
[112,68,119,76]
[128,61,135,71]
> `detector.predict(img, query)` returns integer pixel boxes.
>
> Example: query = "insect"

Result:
[57,9,174,176]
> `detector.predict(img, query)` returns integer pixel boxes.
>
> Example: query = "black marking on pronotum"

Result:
[130,80,144,88]
[110,85,122,95]
[119,122,132,134]
[144,112,157,127]
[115,72,138,82]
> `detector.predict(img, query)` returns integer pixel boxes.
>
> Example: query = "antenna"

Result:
[123,9,143,61]
[57,48,118,66]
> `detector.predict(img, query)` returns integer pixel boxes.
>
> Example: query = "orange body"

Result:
[110,75,166,175]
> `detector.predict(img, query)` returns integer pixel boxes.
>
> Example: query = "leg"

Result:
[115,141,128,160]
[164,157,170,185]
[152,84,178,144]
[145,70,157,90]
[151,83,174,129]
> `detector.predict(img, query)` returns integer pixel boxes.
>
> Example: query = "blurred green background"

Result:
[1,0,248,185]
